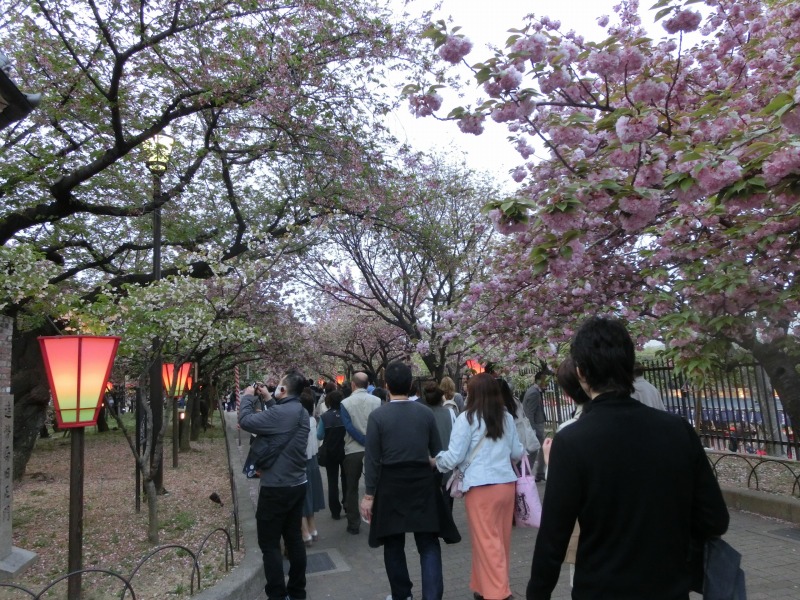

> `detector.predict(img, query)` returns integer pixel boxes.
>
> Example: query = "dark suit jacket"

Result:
[527,392,729,600]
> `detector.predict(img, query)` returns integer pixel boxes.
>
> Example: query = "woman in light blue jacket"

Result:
[434,373,524,600]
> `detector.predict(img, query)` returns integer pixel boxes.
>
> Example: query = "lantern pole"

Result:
[67,427,85,599]
[144,133,173,493]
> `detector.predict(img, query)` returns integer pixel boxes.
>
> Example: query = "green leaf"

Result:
[762,92,793,115]
[654,7,676,21]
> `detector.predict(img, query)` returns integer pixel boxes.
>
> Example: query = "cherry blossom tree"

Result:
[300,153,500,380]
[306,296,412,382]
[2,0,430,478]
[410,0,800,434]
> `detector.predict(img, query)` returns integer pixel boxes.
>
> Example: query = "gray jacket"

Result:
[239,394,309,488]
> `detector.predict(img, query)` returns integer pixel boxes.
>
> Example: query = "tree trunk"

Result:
[11,322,51,481]
[145,478,160,544]
[747,340,800,458]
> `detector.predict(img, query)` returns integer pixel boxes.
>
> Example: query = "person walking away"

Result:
[631,362,667,410]
[360,362,460,600]
[527,316,729,600]
[522,371,548,482]
[239,372,310,600]
[300,388,325,546]
[340,372,381,534]
[435,373,524,600]
[422,382,456,512]
[439,376,463,414]
[317,390,347,520]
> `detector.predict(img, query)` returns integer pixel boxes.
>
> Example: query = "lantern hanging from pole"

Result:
[38,335,121,428]
[162,363,192,397]
[465,359,485,374]
[335,374,345,385]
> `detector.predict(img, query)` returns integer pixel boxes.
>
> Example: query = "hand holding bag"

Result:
[445,434,487,499]
[513,454,542,527]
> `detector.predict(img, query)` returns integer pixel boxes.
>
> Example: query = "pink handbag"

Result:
[513,454,542,527]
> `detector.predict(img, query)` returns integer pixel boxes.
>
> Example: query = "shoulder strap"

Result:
[462,433,487,472]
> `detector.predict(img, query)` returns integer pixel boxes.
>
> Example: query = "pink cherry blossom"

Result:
[663,9,702,35]
[438,35,473,64]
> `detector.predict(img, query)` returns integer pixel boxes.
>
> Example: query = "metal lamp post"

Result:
[143,133,174,493]
[38,335,121,600]
[161,362,191,467]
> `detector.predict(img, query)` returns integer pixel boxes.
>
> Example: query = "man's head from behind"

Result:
[570,316,635,396]
[279,369,307,398]
[385,361,413,397]
[351,372,369,390]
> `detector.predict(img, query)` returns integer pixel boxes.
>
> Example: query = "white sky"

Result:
[385,0,659,189]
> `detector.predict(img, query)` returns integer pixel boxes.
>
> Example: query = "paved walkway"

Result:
[237,462,800,600]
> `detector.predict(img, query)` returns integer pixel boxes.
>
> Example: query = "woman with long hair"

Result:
[434,373,524,600]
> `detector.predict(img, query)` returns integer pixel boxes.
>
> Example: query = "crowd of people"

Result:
[238,315,730,600]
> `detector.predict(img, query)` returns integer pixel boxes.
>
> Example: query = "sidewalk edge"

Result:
[721,484,800,525]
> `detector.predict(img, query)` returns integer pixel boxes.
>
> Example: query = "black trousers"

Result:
[342,451,365,531]
[325,457,346,518]
[256,484,307,600]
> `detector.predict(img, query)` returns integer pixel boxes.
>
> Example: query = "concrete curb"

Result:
[193,412,265,600]
[721,484,800,526]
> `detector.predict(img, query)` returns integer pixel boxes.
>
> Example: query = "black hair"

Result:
[281,369,307,396]
[570,316,635,395]
[326,390,343,410]
[423,382,444,406]
[299,388,315,415]
[497,378,518,418]
[385,361,413,396]
[556,356,591,405]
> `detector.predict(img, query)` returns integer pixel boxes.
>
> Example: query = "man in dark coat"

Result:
[240,370,310,600]
[527,316,729,600]
[360,361,459,600]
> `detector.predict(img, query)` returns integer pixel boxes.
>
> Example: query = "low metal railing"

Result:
[0,526,235,599]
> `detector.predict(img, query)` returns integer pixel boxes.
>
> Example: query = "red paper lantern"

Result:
[465,359,485,374]
[335,374,345,385]
[162,362,192,397]
[38,335,121,428]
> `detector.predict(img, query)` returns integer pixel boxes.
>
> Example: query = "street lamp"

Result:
[162,362,191,468]
[143,133,174,493]
[38,335,121,600]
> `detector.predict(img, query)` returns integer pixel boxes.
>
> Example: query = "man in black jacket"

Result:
[360,361,459,600]
[240,370,310,600]
[527,316,729,600]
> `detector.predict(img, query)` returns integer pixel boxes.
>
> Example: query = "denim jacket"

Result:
[435,410,524,493]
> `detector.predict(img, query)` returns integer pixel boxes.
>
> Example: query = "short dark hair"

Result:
[633,362,645,377]
[556,356,591,405]
[570,316,634,395]
[281,369,307,396]
[326,390,343,410]
[385,361,413,396]
[423,382,444,406]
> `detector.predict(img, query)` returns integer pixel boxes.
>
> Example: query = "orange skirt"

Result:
[464,482,516,600]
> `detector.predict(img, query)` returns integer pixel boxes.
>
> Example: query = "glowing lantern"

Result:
[162,362,192,397]
[38,335,121,428]
[335,374,345,385]
[465,359,485,374]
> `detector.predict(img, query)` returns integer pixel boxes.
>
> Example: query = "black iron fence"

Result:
[539,358,798,461]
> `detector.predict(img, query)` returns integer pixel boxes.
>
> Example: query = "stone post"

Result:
[0,315,36,580]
